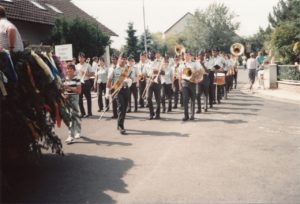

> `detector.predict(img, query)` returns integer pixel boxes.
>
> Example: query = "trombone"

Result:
[142,59,164,100]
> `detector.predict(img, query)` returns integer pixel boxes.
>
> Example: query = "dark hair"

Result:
[78,52,85,58]
[0,6,6,18]
[67,64,76,70]
[140,51,147,56]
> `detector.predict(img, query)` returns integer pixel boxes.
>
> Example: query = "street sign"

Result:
[55,44,73,61]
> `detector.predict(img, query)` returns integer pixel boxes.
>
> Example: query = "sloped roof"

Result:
[164,12,193,34]
[0,0,118,36]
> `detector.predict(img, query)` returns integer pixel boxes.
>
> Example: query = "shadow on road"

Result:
[126,129,189,137]
[228,102,264,106]
[206,110,257,116]
[196,118,248,124]
[213,107,260,112]
[4,154,134,204]
[73,136,132,146]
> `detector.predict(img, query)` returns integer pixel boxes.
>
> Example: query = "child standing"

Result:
[63,63,82,144]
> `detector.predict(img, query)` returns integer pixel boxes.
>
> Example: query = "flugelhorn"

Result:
[230,43,245,56]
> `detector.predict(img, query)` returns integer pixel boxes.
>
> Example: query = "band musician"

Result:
[106,54,130,134]
[179,50,201,121]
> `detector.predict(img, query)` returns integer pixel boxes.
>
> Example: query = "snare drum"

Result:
[214,73,225,85]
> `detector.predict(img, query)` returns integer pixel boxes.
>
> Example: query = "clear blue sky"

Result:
[72,0,279,49]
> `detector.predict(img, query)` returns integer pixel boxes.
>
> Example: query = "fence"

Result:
[277,65,300,81]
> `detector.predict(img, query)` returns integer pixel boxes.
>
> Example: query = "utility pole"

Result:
[143,0,147,53]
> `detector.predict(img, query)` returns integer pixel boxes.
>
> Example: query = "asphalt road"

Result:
[13,70,300,204]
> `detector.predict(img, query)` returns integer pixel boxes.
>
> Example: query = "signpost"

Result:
[55,44,73,61]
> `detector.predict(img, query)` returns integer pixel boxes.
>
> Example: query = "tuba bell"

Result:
[230,43,245,56]
[175,44,186,56]
[182,66,204,83]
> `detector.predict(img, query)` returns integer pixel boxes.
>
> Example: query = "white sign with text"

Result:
[55,44,73,61]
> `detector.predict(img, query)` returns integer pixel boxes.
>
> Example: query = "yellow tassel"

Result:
[31,50,54,82]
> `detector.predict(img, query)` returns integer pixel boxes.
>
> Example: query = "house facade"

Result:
[0,0,117,62]
[164,12,193,38]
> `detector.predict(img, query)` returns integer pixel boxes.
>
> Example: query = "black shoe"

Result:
[149,114,154,120]
[196,110,201,113]
[162,109,166,113]
[182,117,189,121]
[105,107,109,111]
[213,101,216,104]
[111,115,118,119]
[205,108,208,112]
[167,109,171,112]
[154,115,161,119]
[87,114,93,117]
[97,109,101,112]
[139,105,144,108]
[134,109,138,112]
[190,116,195,120]
[173,105,177,109]
[217,100,221,104]
[79,114,86,118]
[127,109,131,113]
[209,104,213,108]
[117,126,126,134]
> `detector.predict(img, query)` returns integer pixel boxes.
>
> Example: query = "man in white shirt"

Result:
[247,52,259,91]
[0,6,24,52]
[136,51,149,108]
[179,50,201,121]
[76,52,95,117]
[127,55,138,112]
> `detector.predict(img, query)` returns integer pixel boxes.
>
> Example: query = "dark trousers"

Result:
[197,75,209,111]
[208,71,215,106]
[128,82,138,111]
[233,70,238,89]
[112,99,118,117]
[225,75,233,96]
[79,80,92,116]
[116,87,129,128]
[147,82,161,117]
[182,82,196,119]
[173,79,181,107]
[161,83,172,112]
[139,80,146,107]
[98,83,109,110]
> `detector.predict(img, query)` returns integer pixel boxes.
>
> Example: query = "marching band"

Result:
[74,45,242,136]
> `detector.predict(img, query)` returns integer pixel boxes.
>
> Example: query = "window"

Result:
[29,0,47,10]
[45,3,63,14]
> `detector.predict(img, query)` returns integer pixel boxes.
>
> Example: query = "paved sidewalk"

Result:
[240,82,300,104]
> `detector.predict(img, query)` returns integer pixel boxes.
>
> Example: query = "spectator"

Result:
[0,6,24,52]
[246,53,259,92]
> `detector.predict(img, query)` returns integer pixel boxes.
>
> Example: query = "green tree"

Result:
[244,26,272,52]
[186,3,240,52]
[124,22,139,61]
[271,21,300,63]
[138,29,153,54]
[49,17,110,58]
[151,32,167,55]
[268,0,300,28]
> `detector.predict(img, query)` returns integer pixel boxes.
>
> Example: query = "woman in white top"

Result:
[94,57,109,111]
